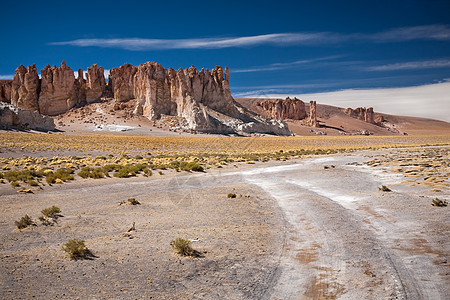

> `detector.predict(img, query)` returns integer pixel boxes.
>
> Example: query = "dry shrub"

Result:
[62,239,87,259]
[171,238,194,256]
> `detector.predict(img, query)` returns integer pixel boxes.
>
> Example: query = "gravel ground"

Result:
[0,148,449,299]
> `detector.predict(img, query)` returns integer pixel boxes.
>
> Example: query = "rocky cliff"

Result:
[257,97,307,120]
[4,61,290,135]
[344,107,375,124]
[11,64,40,112]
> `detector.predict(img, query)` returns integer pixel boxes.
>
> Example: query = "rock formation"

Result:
[345,107,375,124]
[257,97,306,120]
[85,64,106,103]
[0,102,55,131]
[309,101,319,127]
[39,61,83,115]
[11,64,40,111]
[4,60,291,135]
[0,80,12,103]
[109,63,137,101]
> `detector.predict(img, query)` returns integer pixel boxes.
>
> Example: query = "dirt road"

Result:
[236,154,449,299]
[1,151,449,299]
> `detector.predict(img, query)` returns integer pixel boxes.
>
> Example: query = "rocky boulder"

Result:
[257,97,307,120]
[0,102,55,131]
[11,64,40,111]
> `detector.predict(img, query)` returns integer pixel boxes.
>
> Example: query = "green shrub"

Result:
[41,206,61,219]
[171,238,194,256]
[46,174,56,185]
[27,180,39,187]
[227,193,237,198]
[15,215,33,229]
[143,168,152,176]
[11,181,20,187]
[62,239,88,259]
[78,167,105,179]
[3,170,35,183]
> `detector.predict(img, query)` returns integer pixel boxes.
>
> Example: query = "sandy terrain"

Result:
[1,146,449,299]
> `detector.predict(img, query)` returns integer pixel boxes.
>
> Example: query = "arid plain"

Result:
[0,132,449,299]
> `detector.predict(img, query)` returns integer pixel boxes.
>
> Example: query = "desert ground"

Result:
[0,132,449,299]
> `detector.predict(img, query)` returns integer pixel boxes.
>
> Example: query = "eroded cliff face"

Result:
[257,97,307,120]
[11,64,40,112]
[86,64,106,103]
[5,61,291,135]
[39,61,85,116]
[345,107,375,124]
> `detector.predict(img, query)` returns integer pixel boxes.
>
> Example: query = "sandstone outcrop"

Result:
[309,101,319,127]
[109,61,288,135]
[0,102,55,131]
[85,64,106,103]
[0,80,12,103]
[11,64,40,111]
[109,63,137,101]
[345,107,375,124]
[257,97,306,120]
[39,61,83,115]
[5,61,291,135]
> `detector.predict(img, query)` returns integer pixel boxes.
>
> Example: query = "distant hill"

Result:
[235,98,450,136]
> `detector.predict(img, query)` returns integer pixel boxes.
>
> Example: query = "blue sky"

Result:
[1,0,450,119]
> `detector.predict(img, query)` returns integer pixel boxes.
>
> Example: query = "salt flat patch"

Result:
[284,178,361,209]
[345,165,404,185]
[94,124,137,132]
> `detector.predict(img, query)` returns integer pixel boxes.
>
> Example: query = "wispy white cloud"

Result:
[368,59,450,71]
[49,25,450,51]
[50,33,337,51]
[0,75,13,80]
[368,25,450,42]
[232,56,343,73]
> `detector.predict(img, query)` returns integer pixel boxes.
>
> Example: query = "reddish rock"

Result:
[11,64,40,111]
[86,64,106,103]
[257,97,306,120]
[345,107,376,124]
[309,101,319,127]
[0,80,12,103]
[109,63,137,101]
[39,61,82,115]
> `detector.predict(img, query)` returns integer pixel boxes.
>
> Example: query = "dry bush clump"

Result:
[171,238,195,256]
[431,198,448,207]
[41,206,61,218]
[120,198,140,205]
[62,239,88,259]
[227,193,237,198]
[379,185,392,192]
[15,215,34,229]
